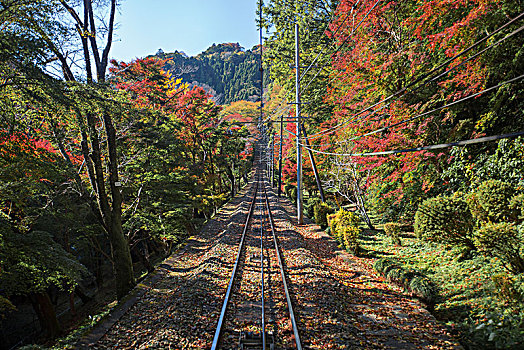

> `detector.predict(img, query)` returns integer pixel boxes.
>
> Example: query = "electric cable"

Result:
[302,130,524,157]
[298,73,524,149]
[303,22,524,149]
[300,0,383,95]
[303,10,524,140]
[299,0,362,82]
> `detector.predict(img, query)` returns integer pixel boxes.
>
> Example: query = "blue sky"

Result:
[111,0,260,62]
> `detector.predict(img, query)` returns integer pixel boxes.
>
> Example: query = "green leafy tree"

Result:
[474,222,524,274]
[414,194,476,250]
[159,43,266,104]
[468,180,519,224]
[0,213,87,338]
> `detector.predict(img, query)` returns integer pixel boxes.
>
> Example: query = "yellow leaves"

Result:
[161,70,189,96]
[475,111,495,132]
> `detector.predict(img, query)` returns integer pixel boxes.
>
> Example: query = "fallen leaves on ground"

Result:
[93,183,461,349]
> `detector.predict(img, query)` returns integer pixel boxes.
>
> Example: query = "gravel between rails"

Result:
[219,181,293,349]
[91,172,461,349]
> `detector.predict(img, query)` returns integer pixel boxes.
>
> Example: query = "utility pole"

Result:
[295,23,303,225]
[277,113,283,197]
[270,133,275,187]
[258,0,264,180]
[266,133,270,178]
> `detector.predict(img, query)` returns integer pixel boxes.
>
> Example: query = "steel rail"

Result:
[259,172,266,349]
[211,178,259,350]
[263,185,303,350]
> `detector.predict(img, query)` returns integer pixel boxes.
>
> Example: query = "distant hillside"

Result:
[152,43,267,105]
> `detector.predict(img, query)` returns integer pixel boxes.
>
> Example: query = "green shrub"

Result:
[515,274,524,300]
[373,257,396,274]
[328,209,360,255]
[290,187,298,204]
[342,224,360,255]
[373,258,401,276]
[414,194,475,250]
[409,275,438,304]
[327,213,336,232]
[0,295,16,319]
[509,193,524,223]
[473,222,524,273]
[468,180,517,223]
[384,222,402,245]
[284,183,295,198]
[461,311,524,349]
[373,258,438,305]
[386,266,403,281]
[304,197,320,219]
[398,269,419,287]
[328,211,342,241]
[313,202,334,229]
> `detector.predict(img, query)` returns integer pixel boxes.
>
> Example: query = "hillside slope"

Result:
[153,43,265,104]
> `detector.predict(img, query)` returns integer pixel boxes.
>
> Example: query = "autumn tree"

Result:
[109,57,253,259]
[1,0,135,299]
[51,0,136,299]
[314,0,524,221]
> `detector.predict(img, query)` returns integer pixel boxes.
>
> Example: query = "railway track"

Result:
[211,165,302,350]
[92,151,462,349]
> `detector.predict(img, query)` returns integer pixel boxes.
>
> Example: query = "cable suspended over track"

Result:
[302,21,524,148]
[300,0,383,96]
[302,10,524,141]
[302,130,524,157]
[298,0,363,83]
[298,73,524,150]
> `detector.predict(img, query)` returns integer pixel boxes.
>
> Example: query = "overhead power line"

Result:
[314,21,524,144]
[304,10,524,140]
[263,0,380,122]
[320,21,524,146]
[303,131,524,157]
[300,0,383,95]
[299,0,362,82]
[301,73,524,148]
[266,0,379,119]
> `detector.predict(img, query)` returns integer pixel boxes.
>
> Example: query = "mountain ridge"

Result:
[151,43,265,105]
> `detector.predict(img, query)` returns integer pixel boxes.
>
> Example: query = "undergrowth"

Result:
[359,224,524,349]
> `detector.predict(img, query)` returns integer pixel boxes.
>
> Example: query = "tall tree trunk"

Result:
[349,166,375,230]
[78,112,134,300]
[102,112,135,299]
[69,292,77,318]
[57,0,135,300]
[30,292,61,339]
[218,172,225,194]
[95,250,104,288]
[226,169,235,198]
[358,198,374,230]
[209,152,216,192]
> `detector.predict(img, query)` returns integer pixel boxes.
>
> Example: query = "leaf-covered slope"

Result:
[153,43,264,105]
